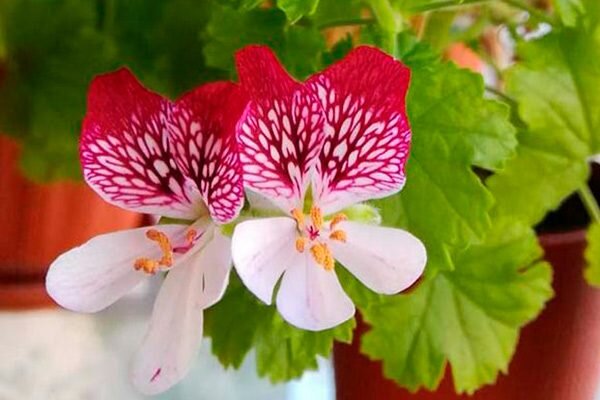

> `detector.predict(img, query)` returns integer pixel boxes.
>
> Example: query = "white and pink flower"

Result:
[232,46,427,331]
[45,69,247,394]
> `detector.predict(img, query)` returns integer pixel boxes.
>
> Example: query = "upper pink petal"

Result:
[168,82,248,224]
[80,68,203,219]
[307,46,412,214]
[235,45,325,213]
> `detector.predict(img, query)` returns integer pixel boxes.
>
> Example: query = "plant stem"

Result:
[578,184,600,223]
[411,0,490,13]
[369,0,401,33]
[411,0,555,26]
[317,18,375,30]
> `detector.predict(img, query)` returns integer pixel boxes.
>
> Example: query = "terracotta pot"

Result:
[334,229,600,400]
[0,135,143,309]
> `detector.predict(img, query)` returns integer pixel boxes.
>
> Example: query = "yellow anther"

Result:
[329,230,347,242]
[133,229,174,274]
[186,229,197,244]
[295,237,307,253]
[134,258,159,275]
[310,242,335,271]
[324,251,335,271]
[329,213,347,229]
[291,208,305,229]
[146,229,174,267]
[310,206,324,231]
[310,243,327,265]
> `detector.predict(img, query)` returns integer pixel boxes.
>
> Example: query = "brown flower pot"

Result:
[0,135,143,309]
[334,229,600,400]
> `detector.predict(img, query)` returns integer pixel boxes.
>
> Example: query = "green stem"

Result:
[420,11,456,50]
[411,0,490,13]
[578,184,600,223]
[369,0,401,33]
[317,18,375,30]
[411,0,555,26]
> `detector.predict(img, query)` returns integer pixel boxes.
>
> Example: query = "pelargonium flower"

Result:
[231,46,427,331]
[45,69,246,394]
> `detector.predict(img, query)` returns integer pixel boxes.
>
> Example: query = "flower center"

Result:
[291,206,347,271]
[133,228,199,275]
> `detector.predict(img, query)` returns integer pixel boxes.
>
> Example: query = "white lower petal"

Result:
[196,230,232,309]
[231,217,297,304]
[330,221,427,294]
[131,238,213,395]
[46,225,186,313]
[276,252,355,331]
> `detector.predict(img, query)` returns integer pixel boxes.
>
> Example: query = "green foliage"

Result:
[336,34,552,393]
[278,0,320,22]
[203,4,325,79]
[488,20,600,225]
[373,35,517,271]
[204,274,355,381]
[348,218,552,393]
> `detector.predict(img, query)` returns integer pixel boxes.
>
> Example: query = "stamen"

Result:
[133,229,175,274]
[329,230,347,242]
[310,243,327,266]
[186,229,198,244]
[324,251,335,271]
[291,208,305,229]
[329,213,347,229]
[310,206,323,231]
[310,242,335,271]
[146,229,174,267]
[134,258,159,275]
[295,237,307,253]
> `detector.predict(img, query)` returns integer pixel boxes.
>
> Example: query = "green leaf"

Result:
[353,219,553,393]
[204,274,355,381]
[203,5,287,76]
[280,25,326,79]
[553,0,584,26]
[373,35,517,271]
[488,26,600,225]
[585,222,600,286]
[277,0,320,23]
[321,35,354,66]
[311,0,363,27]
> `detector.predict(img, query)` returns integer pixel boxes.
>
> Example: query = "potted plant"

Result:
[1,0,598,397]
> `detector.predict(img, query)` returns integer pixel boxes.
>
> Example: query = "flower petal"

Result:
[46,225,186,313]
[130,251,204,395]
[168,82,248,224]
[235,45,325,213]
[276,252,355,331]
[80,68,203,219]
[329,221,426,294]
[307,46,412,214]
[196,230,233,309]
[231,217,297,304]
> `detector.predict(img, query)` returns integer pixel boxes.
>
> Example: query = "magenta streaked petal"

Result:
[307,47,412,214]
[168,82,247,224]
[235,46,325,213]
[80,68,203,219]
